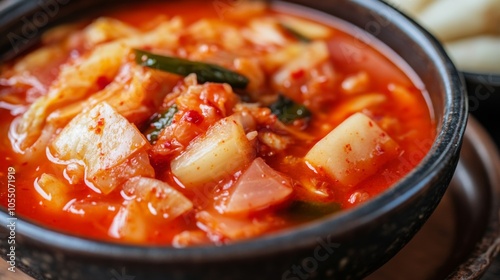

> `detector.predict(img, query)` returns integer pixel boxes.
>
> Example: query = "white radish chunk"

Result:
[171,116,255,188]
[225,158,293,214]
[196,211,270,240]
[305,113,400,187]
[108,201,148,243]
[35,173,69,210]
[123,177,193,220]
[51,102,154,194]
[172,230,211,247]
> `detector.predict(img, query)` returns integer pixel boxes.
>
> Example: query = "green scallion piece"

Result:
[279,23,312,43]
[134,49,249,89]
[145,104,178,143]
[269,94,311,124]
[288,200,341,221]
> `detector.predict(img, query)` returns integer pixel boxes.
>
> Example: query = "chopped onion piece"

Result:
[172,230,211,248]
[123,177,193,220]
[225,158,293,214]
[108,201,148,243]
[196,211,271,240]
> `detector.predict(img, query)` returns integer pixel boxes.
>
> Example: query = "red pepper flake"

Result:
[97,118,105,126]
[96,76,111,90]
[161,142,172,149]
[183,110,204,125]
[291,69,305,80]
[344,144,352,153]
[94,117,105,134]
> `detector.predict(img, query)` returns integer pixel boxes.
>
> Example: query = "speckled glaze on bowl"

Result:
[0,0,468,279]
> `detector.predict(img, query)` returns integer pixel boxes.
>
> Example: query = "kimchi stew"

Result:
[0,1,435,246]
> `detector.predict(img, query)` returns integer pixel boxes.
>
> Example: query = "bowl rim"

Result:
[0,0,468,263]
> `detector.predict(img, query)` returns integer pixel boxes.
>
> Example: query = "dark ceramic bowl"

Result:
[0,1,468,279]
